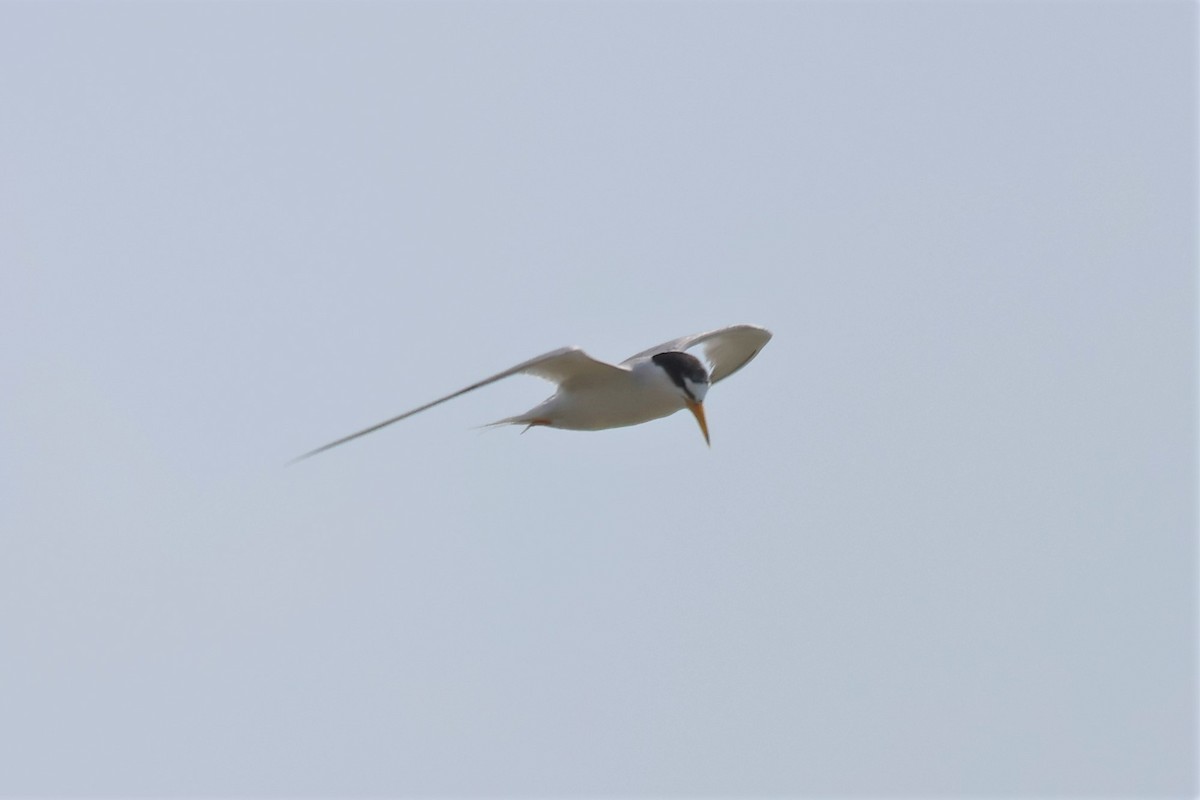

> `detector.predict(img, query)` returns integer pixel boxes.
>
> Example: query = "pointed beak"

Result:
[685,398,710,447]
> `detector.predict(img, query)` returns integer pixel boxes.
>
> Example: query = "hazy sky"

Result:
[1,1,1195,796]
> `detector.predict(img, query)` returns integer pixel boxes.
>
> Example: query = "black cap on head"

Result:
[651,351,709,398]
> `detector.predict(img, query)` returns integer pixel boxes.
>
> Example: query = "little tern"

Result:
[294,323,771,461]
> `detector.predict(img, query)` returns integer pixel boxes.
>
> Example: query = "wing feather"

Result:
[293,347,626,461]
[621,324,772,384]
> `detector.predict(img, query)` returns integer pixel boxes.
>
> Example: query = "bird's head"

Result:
[651,351,711,445]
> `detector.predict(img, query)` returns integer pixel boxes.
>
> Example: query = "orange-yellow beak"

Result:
[685,399,710,447]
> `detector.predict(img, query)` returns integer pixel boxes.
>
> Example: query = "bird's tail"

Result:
[476,414,550,434]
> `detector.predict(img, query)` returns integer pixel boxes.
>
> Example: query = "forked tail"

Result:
[477,414,552,434]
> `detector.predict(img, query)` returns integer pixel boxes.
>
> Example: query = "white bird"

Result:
[294,323,772,461]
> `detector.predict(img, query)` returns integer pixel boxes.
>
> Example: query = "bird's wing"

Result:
[621,324,773,384]
[293,347,627,461]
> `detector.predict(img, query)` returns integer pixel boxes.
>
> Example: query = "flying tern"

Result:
[294,323,772,461]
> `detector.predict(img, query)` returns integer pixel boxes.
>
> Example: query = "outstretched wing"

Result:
[293,347,627,462]
[622,324,772,384]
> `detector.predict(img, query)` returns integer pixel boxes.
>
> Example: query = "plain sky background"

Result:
[1,1,1195,796]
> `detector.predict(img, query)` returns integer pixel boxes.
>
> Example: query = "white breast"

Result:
[532,359,687,431]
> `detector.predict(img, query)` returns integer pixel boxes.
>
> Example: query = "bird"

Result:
[293,323,772,461]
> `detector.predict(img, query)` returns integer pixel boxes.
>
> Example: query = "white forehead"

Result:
[684,376,709,402]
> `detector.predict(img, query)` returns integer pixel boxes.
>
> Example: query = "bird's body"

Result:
[294,324,771,461]
[493,356,698,431]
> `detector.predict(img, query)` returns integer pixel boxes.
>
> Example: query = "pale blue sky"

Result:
[1,1,1195,796]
